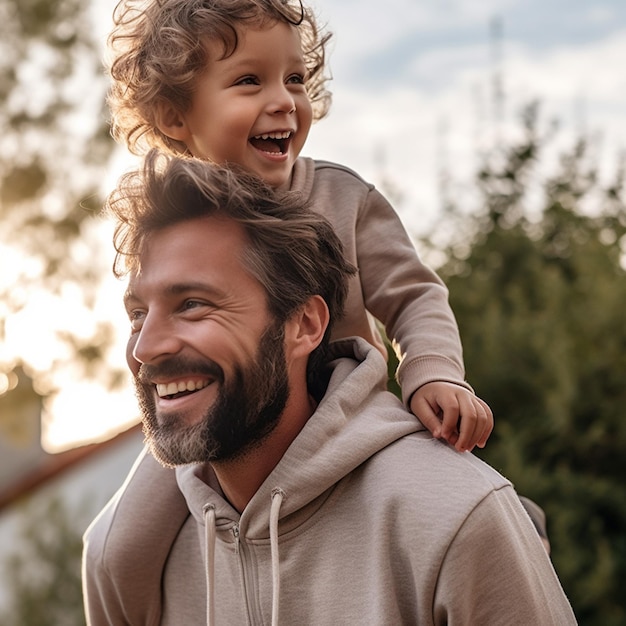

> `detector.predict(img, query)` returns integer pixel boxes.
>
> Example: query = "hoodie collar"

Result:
[176,337,420,535]
[178,338,421,625]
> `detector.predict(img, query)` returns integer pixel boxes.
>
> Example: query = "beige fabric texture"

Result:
[83,339,576,625]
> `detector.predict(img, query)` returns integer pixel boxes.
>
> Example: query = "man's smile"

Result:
[138,359,225,405]
[155,378,213,399]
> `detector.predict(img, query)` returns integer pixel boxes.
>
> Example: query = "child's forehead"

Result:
[203,18,303,60]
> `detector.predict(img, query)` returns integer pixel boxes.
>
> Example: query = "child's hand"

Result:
[409,382,493,452]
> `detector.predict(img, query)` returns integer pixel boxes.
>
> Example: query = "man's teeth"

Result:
[156,380,210,398]
[253,131,291,140]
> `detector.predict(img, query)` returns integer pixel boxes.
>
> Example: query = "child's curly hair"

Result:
[107,0,333,155]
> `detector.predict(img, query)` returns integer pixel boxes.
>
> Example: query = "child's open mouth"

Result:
[249,131,292,155]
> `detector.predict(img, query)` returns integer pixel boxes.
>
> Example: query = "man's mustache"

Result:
[137,357,224,385]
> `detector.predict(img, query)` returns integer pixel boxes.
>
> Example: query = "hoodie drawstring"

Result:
[202,491,284,626]
[203,504,216,626]
[270,488,285,626]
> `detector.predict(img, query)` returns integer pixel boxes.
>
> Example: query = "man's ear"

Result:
[154,102,189,143]
[286,295,329,359]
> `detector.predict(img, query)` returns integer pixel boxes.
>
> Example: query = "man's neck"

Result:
[210,392,317,513]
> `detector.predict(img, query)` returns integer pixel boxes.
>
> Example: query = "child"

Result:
[106,0,493,452]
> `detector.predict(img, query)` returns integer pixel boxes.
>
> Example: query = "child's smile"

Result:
[250,130,294,156]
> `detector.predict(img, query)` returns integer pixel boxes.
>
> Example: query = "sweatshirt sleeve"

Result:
[82,515,130,626]
[82,448,189,626]
[433,486,577,625]
[355,186,471,403]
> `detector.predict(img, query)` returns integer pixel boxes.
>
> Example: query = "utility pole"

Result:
[490,15,505,145]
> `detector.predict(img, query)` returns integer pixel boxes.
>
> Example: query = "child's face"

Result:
[161,21,313,188]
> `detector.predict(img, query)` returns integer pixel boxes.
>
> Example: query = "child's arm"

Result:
[409,381,493,452]
[309,161,494,451]
[348,179,494,451]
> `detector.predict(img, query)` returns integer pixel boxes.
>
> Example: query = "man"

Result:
[83,151,576,625]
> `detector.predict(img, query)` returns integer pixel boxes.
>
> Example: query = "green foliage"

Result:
[0,0,122,409]
[0,496,88,626]
[430,103,626,625]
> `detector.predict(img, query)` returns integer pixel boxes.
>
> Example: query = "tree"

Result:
[427,102,626,625]
[0,496,89,625]
[0,0,123,436]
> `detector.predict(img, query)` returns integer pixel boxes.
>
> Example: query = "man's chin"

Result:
[154,409,206,430]
[146,434,215,468]
[141,415,213,467]
[147,445,180,469]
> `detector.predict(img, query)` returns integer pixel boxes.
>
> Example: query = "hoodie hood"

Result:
[176,337,421,536]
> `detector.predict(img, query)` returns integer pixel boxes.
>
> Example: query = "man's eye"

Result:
[128,310,145,331]
[182,300,212,312]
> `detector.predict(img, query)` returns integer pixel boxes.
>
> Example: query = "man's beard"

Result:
[134,323,289,467]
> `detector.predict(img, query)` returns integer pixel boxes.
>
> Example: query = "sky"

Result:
[304,0,626,231]
[33,0,626,449]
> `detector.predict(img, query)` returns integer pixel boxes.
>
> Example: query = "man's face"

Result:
[124,215,289,466]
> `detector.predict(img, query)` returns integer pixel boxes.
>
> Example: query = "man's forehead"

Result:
[139,215,249,263]
[124,216,260,300]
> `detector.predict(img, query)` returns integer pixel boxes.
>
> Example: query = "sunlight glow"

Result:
[0,372,19,396]
[43,381,139,453]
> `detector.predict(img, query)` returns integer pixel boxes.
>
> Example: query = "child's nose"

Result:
[267,84,296,114]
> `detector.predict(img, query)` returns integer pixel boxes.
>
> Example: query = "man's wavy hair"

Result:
[108,150,356,386]
[107,0,332,155]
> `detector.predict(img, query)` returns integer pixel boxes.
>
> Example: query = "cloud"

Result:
[306,2,626,235]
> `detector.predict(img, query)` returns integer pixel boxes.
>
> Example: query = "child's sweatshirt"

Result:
[290,157,471,405]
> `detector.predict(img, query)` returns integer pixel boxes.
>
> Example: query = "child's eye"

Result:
[235,75,259,86]
[286,73,305,85]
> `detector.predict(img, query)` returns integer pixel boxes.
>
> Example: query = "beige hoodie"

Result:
[83,339,576,625]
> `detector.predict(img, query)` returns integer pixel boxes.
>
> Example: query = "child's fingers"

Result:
[439,403,460,442]
[410,383,494,452]
[410,396,444,439]
[409,391,455,440]
[455,396,494,452]
[475,398,494,448]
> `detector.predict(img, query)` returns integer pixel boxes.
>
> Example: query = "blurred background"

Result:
[0,0,625,623]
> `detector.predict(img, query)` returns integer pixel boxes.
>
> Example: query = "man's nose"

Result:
[130,314,181,367]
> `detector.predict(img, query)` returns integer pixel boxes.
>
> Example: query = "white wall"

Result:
[0,430,144,612]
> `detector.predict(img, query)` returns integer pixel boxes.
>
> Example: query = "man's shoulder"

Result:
[85,448,188,558]
[362,432,512,517]
[83,449,189,619]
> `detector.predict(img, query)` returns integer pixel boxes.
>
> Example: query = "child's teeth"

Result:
[256,131,290,140]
